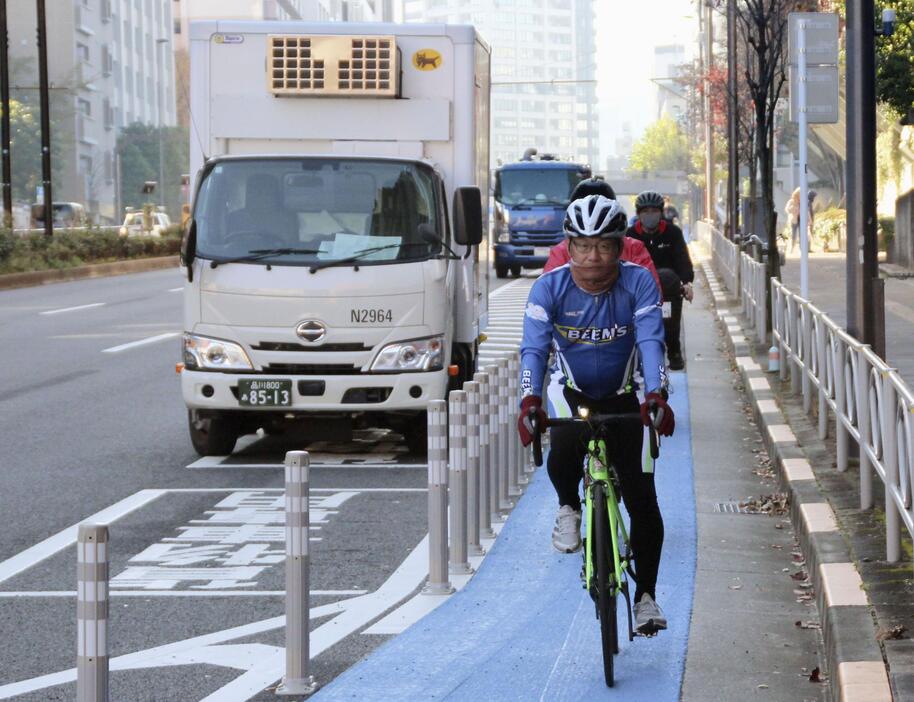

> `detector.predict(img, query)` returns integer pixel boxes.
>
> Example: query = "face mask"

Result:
[640,212,662,230]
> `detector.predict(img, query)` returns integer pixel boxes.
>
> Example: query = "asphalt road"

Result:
[0,266,517,701]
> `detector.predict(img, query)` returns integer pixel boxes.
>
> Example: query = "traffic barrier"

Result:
[464,381,485,555]
[77,524,108,702]
[448,391,472,574]
[485,363,503,523]
[496,356,513,511]
[474,371,495,540]
[277,451,318,696]
[424,400,454,595]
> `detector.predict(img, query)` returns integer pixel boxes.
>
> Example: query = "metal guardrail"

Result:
[710,224,740,295]
[771,279,914,565]
[706,223,767,345]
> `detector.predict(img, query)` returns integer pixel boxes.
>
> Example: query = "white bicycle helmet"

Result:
[563,195,628,238]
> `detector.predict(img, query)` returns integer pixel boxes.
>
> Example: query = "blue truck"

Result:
[492,153,590,278]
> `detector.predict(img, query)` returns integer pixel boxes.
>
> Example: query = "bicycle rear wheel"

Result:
[592,482,617,687]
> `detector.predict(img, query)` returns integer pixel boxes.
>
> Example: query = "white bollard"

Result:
[474,371,495,539]
[464,381,484,555]
[485,363,504,522]
[424,400,454,594]
[77,524,108,702]
[277,451,318,696]
[448,390,472,574]
[497,356,513,511]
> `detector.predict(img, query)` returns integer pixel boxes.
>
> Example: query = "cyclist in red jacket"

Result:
[542,179,661,291]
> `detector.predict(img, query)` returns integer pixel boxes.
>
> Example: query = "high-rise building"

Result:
[403,0,599,170]
[9,1,176,223]
[653,44,686,122]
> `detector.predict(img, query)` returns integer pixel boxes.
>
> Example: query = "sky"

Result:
[594,0,702,166]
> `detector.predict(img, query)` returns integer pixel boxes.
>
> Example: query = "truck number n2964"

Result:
[350,309,393,324]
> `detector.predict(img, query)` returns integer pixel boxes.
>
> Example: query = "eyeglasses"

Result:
[570,238,617,255]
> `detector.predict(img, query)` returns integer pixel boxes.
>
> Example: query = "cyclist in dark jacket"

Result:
[626,190,694,371]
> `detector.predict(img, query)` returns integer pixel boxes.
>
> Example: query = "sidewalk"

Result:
[307,268,828,701]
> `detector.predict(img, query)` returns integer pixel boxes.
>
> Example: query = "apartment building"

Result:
[404,0,599,169]
[9,0,176,223]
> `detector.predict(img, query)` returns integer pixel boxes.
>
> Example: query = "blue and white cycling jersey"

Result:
[520,262,667,401]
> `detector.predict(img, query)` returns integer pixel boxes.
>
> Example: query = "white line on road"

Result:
[101,331,180,353]
[0,589,367,598]
[168,287,183,292]
[0,489,166,585]
[39,302,106,316]
[186,456,426,470]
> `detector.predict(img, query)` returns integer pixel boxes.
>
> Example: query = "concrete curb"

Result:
[0,255,179,290]
[699,260,893,702]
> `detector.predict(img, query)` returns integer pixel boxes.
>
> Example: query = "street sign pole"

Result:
[798,20,809,299]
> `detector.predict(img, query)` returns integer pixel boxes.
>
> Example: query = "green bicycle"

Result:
[531,406,660,687]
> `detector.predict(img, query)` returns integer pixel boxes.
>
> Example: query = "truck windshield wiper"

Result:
[308,243,431,274]
[207,247,322,269]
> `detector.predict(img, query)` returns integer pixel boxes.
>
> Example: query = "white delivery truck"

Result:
[180,21,491,456]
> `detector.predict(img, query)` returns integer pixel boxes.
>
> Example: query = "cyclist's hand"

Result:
[518,395,546,447]
[683,283,694,302]
[641,391,675,437]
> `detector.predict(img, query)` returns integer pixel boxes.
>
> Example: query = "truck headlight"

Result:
[496,215,510,243]
[183,333,254,371]
[370,335,444,372]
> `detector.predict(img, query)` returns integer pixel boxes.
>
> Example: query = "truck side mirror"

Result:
[453,186,483,247]
[181,220,196,282]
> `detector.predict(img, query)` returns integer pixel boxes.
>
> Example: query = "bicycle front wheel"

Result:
[592,482,618,687]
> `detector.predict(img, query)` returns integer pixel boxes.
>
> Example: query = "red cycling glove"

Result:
[640,392,675,437]
[517,395,547,447]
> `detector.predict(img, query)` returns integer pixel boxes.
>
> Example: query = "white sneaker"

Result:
[552,505,582,553]
[634,593,667,635]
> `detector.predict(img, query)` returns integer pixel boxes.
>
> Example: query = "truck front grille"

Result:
[253,341,370,352]
[261,363,361,375]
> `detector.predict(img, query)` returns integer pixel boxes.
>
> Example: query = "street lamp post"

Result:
[156,37,169,211]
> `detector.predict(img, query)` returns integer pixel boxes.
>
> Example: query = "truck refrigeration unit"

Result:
[180,21,491,456]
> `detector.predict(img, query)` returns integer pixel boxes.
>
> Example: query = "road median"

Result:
[0,255,180,290]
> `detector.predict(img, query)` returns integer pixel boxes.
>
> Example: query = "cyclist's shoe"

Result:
[551,505,582,553]
[668,351,685,371]
[634,593,667,635]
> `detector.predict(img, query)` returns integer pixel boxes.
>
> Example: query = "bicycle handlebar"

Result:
[529,410,660,467]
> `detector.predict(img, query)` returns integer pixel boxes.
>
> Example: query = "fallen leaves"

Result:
[875,625,907,641]
[739,493,790,516]
[795,620,821,630]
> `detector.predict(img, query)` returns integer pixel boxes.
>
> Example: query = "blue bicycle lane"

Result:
[313,371,696,701]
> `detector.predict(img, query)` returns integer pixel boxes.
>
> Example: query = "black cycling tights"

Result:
[547,388,664,602]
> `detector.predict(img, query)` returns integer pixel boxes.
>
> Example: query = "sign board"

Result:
[788,12,839,65]
[789,65,839,124]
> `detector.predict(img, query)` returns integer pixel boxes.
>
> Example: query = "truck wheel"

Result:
[510,265,522,277]
[188,410,240,456]
[495,264,509,279]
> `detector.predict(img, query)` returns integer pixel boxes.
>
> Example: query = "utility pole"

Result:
[36,0,52,238]
[726,0,738,240]
[703,0,714,221]
[845,0,884,357]
[0,0,11,229]
[156,38,169,211]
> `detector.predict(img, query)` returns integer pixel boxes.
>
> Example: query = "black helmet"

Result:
[635,190,665,212]
[571,178,616,202]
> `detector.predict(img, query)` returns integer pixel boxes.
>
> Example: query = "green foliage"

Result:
[878,215,895,250]
[811,207,846,251]
[6,98,69,203]
[117,123,189,222]
[627,116,690,174]
[0,227,182,274]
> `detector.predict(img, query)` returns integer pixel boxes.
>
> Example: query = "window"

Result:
[102,47,113,76]
[101,0,112,22]
[78,98,92,116]
[76,43,90,63]
[103,98,114,129]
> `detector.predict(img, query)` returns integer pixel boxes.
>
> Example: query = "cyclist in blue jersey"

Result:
[517,195,676,634]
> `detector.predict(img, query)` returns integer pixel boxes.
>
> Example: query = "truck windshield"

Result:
[496,168,584,207]
[193,158,442,266]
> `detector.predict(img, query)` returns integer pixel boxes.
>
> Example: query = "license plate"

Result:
[238,379,292,407]
[534,247,550,258]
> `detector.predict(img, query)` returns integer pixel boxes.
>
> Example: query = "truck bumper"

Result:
[182,368,448,413]
[493,243,554,268]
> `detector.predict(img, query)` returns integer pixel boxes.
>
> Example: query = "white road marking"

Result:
[101,331,180,353]
[0,589,367,598]
[168,287,183,292]
[0,489,166,585]
[187,456,426,470]
[0,534,430,700]
[39,302,106,316]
